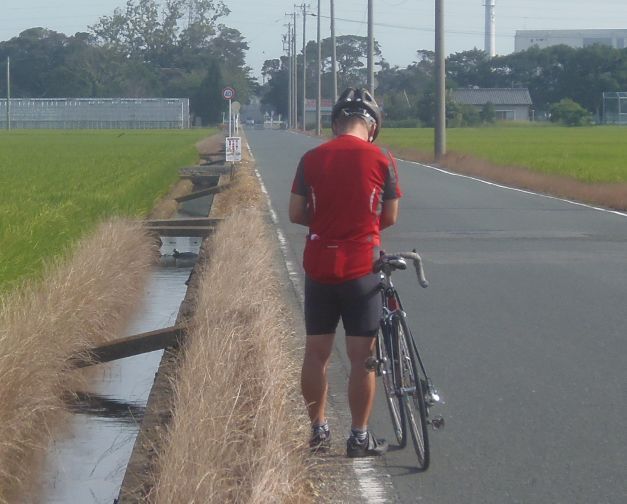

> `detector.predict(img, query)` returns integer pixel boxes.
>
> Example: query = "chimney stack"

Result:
[485,0,496,57]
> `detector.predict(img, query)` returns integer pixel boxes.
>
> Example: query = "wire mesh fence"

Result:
[0,98,190,129]
[602,92,627,125]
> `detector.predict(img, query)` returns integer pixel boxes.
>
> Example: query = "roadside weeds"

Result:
[149,209,311,503]
[0,220,155,503]
[389,146,627,212]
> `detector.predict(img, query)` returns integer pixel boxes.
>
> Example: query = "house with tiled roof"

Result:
[451,88,533,121]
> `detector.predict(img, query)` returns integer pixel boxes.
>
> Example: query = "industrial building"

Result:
[0,98,190,129]
[515,29,627,52]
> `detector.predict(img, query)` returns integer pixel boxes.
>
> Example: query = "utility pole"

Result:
[434,0,446,160]
[6,57,10,131]
[367,0,374,94]
[293,10,298,129]
[302,3,307,131]
[316,0,321,135]
[330,0,337,103]
[285,24,292,128]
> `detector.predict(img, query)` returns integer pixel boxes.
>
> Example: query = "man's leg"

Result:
[346,336,377,429]
[301,333,335,425]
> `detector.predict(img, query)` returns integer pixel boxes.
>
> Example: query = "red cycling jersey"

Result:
[291,134,402,283]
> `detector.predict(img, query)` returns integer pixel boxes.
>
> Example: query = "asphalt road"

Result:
[246,128,627,504]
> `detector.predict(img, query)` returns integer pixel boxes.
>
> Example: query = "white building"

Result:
[515,29,627,52]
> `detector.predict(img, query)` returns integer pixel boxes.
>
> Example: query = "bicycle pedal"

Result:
[364,356,378,371]
[430,415,445,431]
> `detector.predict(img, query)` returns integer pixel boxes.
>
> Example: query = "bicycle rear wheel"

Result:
[396,316,430,471]
[377,326,405,446]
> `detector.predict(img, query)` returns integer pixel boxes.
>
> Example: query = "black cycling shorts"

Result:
[304,273,382,337]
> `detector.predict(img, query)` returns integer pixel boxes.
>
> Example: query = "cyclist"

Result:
[289,88,402,457]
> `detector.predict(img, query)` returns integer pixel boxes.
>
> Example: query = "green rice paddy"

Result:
[379,125,627,184]
[0,129,212,288]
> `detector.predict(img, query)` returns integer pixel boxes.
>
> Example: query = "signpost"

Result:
[225,136,242,163]
[232,101,241,134]
[222,87,241,174]
[222,86,236,136]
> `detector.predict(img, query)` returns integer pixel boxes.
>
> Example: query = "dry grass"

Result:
[0,219,155,503]
[437,152,627,211]
[210,167,265,217]
[149,209,311,502]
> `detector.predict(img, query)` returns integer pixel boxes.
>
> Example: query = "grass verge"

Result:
[379,126,627,183]
[149,163,311,502]
[0,220,155,503]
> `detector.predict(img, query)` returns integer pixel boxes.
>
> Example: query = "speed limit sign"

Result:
[222,87,236,100]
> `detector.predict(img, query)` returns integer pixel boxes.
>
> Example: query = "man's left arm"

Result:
[380,198,399,229]
[289,157,309,226]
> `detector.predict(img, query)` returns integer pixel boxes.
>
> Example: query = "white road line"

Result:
[352,459,396,504]
[253,168,304,305]
[405,160,627,218]
[250,143,392,504]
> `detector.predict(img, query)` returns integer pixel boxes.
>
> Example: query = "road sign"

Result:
[231,101,241,113]
[225,137,242,162]
[222,87,236,100]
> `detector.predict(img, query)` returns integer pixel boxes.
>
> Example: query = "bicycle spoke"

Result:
[378,327,405,446]
[397,316,430,471]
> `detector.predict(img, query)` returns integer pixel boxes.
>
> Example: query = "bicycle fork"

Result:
[366,348,445,432]
[396,350,446,432]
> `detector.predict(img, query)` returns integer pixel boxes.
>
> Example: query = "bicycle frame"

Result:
[375,255,444,425]
[378,274,421,397]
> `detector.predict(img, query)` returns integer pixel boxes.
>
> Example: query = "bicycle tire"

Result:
[396,315,430,471]
[378,325,406,446]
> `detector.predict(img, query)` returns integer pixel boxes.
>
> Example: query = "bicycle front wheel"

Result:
[378,326,405,446]
[396,316,430,471]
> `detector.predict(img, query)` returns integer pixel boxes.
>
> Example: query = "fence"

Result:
[602,92,627,125]
[0,98,190,129]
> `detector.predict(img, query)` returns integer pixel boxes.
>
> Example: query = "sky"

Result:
[2,0,627,79]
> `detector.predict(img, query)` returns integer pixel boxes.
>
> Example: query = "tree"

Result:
[90,0,230,65]
[549,98,591,126]
[208,26,248,69]
[192,58,225,124]
[0,28,123,98]
[323,35,382,90]
[480,102,496,123]
[446,48,492,88]
[260,57,289,117]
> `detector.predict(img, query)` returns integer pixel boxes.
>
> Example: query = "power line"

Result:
[312,13,516,39]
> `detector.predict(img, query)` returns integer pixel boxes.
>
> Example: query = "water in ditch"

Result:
[38,235,201,503]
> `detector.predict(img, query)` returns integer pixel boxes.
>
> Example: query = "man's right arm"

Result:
[289,158,309,226]
[289,193,309,226]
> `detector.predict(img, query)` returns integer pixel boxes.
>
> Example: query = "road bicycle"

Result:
[367,250,444,471]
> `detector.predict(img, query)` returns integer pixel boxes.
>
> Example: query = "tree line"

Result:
[3,3,627,128]
[261,41,627,126]
[0,0,256,124]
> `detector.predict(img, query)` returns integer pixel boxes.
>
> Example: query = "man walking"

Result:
[289,88,402,457]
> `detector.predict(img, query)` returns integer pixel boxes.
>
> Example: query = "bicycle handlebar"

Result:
[394,250,429,288]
